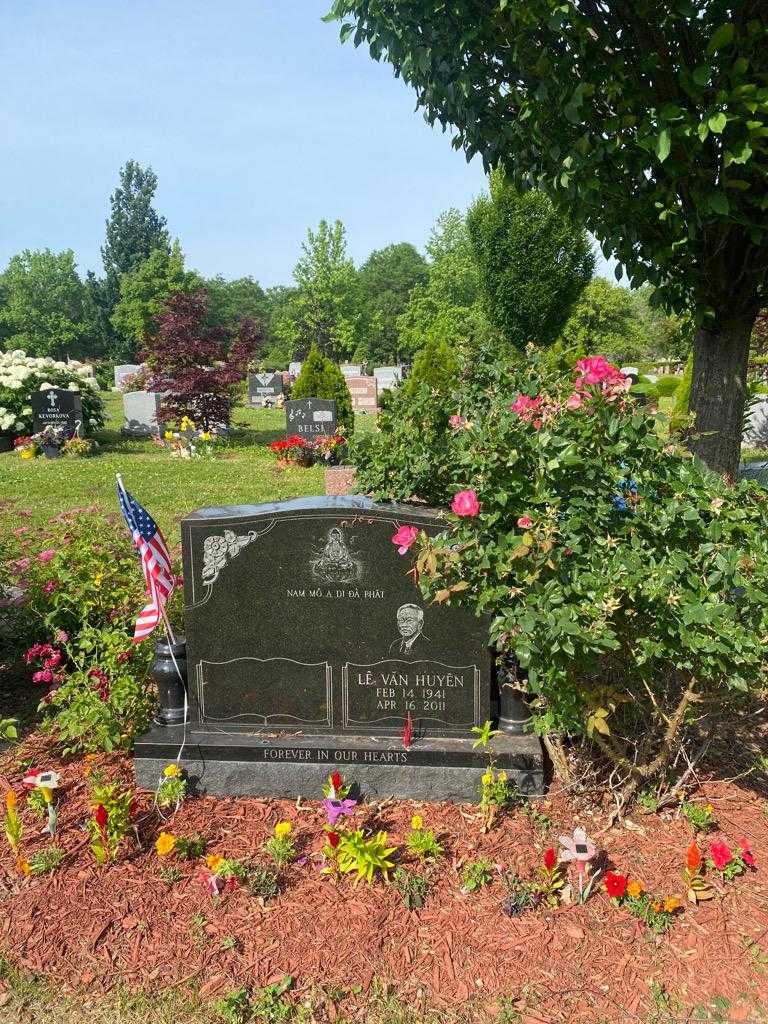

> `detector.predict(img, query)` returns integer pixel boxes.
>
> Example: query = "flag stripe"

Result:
[117,480,175,642]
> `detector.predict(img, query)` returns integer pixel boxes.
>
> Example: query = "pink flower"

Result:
[510,394,542,417]
[517,516,533,529]
[54,630,69,644]
[709,839,733,871]
[32,669,53,684]
[43,651,62,669]
[559,827,596,874]
[532,419,542,430]
[391,525,419,556]
[448,414,466,429]
[451,489,480,517]
[12,527,28,538]
[42,580,58,595]
[13,557,30,573]
[566,393,583,410]
[737,838,755,868]
[37,549,56,563]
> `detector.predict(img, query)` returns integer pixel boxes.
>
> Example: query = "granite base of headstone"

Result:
[133,496,543,801]
[122,391,166,437]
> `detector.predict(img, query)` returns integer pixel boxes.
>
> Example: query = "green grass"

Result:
[0,393,372,544]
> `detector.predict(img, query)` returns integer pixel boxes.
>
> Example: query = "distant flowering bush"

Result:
[0,349,104,436]
[376,347,768,805]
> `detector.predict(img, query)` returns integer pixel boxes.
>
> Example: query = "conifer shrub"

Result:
[291,343,353,435]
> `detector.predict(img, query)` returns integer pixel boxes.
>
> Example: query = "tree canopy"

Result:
[326,1,768,473]
[0,249,88,358]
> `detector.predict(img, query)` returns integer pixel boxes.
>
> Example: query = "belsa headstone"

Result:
[134,496,543,801]
[285,398,338,438]
[31,388,83,436]
[248,372,284,407]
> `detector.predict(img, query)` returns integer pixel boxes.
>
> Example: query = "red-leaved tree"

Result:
[143,290,261,429]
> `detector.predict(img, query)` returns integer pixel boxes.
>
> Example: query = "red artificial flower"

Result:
[543,847,557,872]
[94,804,108,829]
[709,839,733,871]
[402,711,413,750]
[330,771,342,793]
[604,871,627,899]
[327,831,340,849]
[737,838,755,868]
[686,842,702,873]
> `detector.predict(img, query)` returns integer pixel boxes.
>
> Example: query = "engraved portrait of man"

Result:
[389,603,427,655]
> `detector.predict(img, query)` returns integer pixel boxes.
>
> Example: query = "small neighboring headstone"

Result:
[346,375,378,414]
[743,394,768,448]
[285,398,337,438]
[289,361,303,378]
[248,372,284,407]
[123,391,166,437]
[31,388,84,436]
[373,366,402,391]
[114,364,141,390]
[134,496,543,801]
[340,364,362,378]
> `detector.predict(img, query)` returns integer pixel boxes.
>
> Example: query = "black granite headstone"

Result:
[285,398,337,439]
[134,497,543,801]
[248,372,283,406]
[31,388,83,435]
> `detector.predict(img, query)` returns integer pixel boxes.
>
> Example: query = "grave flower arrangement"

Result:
[378,346,768,806]
[153,416,223,459]
[0,349,105,438]
[87,783,138,864]
[154,763,187,812]
[269,434,312,467]
[605,873,682,933]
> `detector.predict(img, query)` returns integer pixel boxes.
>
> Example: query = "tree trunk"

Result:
[689,310,757,478]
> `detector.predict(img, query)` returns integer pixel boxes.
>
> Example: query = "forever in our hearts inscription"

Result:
[183,497,489,737]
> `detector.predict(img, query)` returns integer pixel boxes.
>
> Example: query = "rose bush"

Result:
[366,349,768,805]
[0,349,105,437]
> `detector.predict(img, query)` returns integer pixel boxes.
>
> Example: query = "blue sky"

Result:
[1,0,612,286]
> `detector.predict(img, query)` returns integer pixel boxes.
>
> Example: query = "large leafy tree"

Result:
[327,2,768,475]
[101,160,169,311]
[203,275,267,332]
[467,172,594,350]
[358,242,429,363]
[0,249,88,357]
[111,241,200,357]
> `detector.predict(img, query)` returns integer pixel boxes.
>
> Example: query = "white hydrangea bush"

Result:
[0,349,105,436]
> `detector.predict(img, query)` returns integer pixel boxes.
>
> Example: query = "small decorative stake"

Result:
[496,654,531,736]
[152,636,188,726]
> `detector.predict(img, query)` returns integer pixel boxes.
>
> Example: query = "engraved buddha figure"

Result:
[311,526,359,583]
[389,603,427,656]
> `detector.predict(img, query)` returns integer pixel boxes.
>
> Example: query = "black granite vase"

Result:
[42,444,61,459]
[496,654,531,735]
[152,636,188,726]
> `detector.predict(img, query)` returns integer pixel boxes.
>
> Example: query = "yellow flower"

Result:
[93,575,103,588]
[481,772,493,787]
[206,853,223,872]
[20,448,35,460]
[155,832,177,857]
[627,880,642,899]
[498,771,508,783]
[274,821,292,838]
[5,790,16,812]
[164,430,173,440]
[200,432,211,442]
[163,763,182,778]
[40,787,53,804]
[664,897,681,913]
[17,858,30,876]
[705,804,714,814]
[651,901,662,914]
[410,815,423,831]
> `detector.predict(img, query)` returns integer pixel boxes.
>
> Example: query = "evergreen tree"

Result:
[402,334,459,401]
[291,343,354,435]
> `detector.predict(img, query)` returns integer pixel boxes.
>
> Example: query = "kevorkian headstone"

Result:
[114,364,141,391]
[340,363,362,378]
[743,394,768,448]
[122,391,166,437]
[31,388,83,436]
[134,496,543,800]
[374,365,402,391]
[248,372,284,407]
[285,398,338,438]
[346,375,378,414]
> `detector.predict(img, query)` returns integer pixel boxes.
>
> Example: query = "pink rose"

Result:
[566,393,582,410]
[448,414,466,429]
[32,669,53,684]
[37,549,56,563]
[391,525,419,556]
[517,516,533,529]
[451,489,480,517]
[42,580,58,595]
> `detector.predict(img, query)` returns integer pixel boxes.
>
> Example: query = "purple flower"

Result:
[322,797,357,826]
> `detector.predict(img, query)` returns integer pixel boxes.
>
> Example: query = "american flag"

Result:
[117,478,175,642]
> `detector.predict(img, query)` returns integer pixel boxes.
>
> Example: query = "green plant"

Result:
[637,789,662,814]
[681,800,718,832]
[0,718,17,742]
[246,863,280,905]
[159,865,183,885]
[404,815,443,861]
[155,765,187,810]
[471,720,499,749]
[25,788,48,819]
[291,343,353,435]
[3,791,22,857]
[263,822,297,868]
[87,783,136,864]
[25,846,65,875]
[336,829,397,884]
[460,858,494,893]
[0,350,106,436]
[392,867,429,910]
[501,874,540,917]
[250,976,295,1024]
[174,834,206,860]
[215,987,252,1024]
[220,936,239,952]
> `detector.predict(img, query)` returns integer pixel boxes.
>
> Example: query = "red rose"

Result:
[604,871,627,899]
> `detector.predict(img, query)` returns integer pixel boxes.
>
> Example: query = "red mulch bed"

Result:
[2,742,767,1022]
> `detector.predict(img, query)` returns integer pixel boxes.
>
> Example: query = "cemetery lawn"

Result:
[0,393,375,544]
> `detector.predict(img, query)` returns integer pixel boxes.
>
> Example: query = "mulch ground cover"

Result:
[1,738,767,1023]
